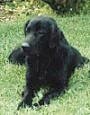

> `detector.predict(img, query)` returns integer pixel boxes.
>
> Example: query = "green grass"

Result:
[0,14,90,115]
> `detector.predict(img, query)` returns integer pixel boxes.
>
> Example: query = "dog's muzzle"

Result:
[22,42,31,52]
[22,42,39,56]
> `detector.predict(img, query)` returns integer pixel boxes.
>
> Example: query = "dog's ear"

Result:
[8,47,25,65]
[59,30,69,45]
[60,31,65,40]
[49,22,60,48]
[24,20,30,36]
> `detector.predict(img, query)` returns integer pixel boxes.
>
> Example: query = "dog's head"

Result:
[22,16,64,56]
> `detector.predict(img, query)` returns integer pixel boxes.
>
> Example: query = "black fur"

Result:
[8,16,89,110]
[8,47,25,65]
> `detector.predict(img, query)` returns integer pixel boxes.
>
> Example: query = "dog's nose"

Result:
[22,43,30,48]
[22,43,31,52]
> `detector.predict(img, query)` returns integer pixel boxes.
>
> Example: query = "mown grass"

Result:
[0,14,90,115]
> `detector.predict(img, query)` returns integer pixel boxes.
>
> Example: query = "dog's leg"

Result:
[34,85,66,106]
[17,70,34,110]
[33,88,62,107]
[17,88,33,110]
[34,73,67,107]
[39,89,61,105]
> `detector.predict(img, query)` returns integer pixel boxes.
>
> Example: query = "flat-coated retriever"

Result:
[8,16,89,110]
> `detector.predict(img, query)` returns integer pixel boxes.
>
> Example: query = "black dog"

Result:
[8,16,89,110]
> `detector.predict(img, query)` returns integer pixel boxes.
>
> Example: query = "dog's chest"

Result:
[36,58,61,84]
[27,55,62,85]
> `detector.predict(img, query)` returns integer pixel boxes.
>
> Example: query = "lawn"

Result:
[0,14,90,115]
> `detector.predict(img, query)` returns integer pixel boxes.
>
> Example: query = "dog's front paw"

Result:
[17,99,32,110]
[17,101,26,110]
